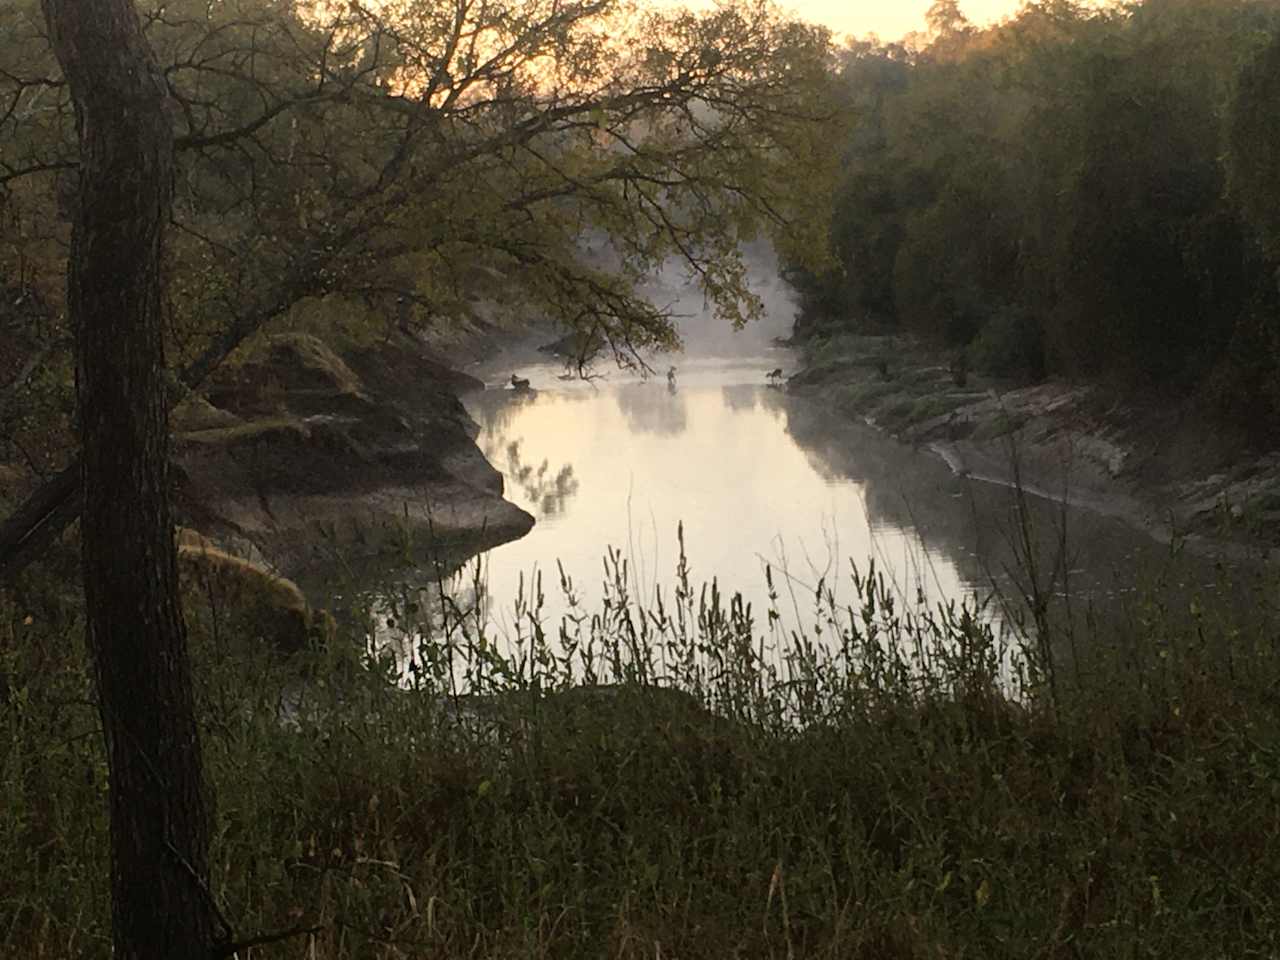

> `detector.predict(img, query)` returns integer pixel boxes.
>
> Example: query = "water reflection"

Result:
[778,397,1248,667]
[460,356,975,643]
[325,353,1264,706]
[345,350,1264,696]
[473,384,551,435]
[721,383,771,414]
[502,439,579,518]
[613,382,688,435]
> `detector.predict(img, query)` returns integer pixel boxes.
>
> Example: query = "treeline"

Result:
[791,0,1280,435]
[0,0,830,482]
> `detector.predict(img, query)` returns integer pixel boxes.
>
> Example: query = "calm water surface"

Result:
[434,352,1249,657]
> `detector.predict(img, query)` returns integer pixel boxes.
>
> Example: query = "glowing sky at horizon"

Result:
[793,0,1025,40]
[671,0,1029,43]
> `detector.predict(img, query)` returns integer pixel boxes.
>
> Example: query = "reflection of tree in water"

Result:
[472,387,543,436]
[505,439,580,517]
[720,384,759,413]
[777,399,1238,660]
[720,383,788,417]
[781,399,1023,584]
[613,382,687,435]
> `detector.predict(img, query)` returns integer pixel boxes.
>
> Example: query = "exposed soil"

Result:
[787,332,1280,560]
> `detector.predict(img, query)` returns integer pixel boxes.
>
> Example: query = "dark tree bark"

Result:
[40,2,218,958]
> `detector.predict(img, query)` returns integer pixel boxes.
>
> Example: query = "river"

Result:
[358,349,1258,698]
[365,266,1256,689]
[464,355,1234,624]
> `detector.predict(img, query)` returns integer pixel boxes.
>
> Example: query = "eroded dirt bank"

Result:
[788,333,1280,559]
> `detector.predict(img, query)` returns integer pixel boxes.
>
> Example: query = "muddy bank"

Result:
[173,331,534,580]
[787,332,1280,559]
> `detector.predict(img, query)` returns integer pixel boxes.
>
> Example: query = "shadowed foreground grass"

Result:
[3,538,1280,958]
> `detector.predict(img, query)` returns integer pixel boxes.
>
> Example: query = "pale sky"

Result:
[784,0,1024,41]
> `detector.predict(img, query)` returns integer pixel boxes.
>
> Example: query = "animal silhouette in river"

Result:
[510,374,531,391]
[766,367,784,386]
[667,366,677,391]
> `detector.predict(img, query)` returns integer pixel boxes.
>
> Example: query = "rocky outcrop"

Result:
[176,526,335,652]
[172,330,534,580]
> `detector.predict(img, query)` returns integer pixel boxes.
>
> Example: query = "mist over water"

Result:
[637,240,797,357]
[370,248,1247,681]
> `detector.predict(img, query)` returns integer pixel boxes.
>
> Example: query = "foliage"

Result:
[969,305,1045,381]
[5,535,1280,956]
[0,0,838,486]
[791,0,1280,432]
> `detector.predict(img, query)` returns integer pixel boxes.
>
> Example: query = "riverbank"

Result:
[171,327,535,583]
[7,522,1280,957]
[787,331,1280,560]
[7,316,1280,959]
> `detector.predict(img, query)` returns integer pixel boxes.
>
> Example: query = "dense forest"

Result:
[790,0,1280,438]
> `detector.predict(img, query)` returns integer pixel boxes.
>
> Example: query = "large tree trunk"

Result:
[40,2,218,958]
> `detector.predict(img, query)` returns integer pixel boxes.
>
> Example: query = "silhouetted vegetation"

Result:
[5,535,1280,957]
[10,0,1280,952]
[790,0,1280,438]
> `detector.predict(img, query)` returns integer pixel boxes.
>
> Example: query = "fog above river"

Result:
[463,361,1229,650]
[635,240,796,358]
[470,360,974,636]
[373,252,1247,680]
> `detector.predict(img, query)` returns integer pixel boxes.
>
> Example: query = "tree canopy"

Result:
[1,0,838,480]
[0,1,839,952]
[791,0,1280,436]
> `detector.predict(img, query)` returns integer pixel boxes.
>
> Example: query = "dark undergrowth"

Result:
[3,531,1280,958]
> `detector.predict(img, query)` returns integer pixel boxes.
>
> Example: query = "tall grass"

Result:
[378,524,1024,730]
[3,527,1280,957]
